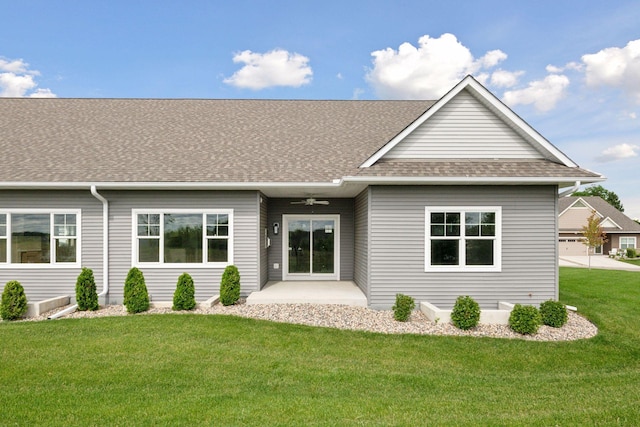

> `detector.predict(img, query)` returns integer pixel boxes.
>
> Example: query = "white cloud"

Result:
[502,74,570,112]
[582,39,640,103]
[0,57,56,97]
[490,69,524,88]
[595,143,639,162]
[366,33,509,99]
[223,49,312,90]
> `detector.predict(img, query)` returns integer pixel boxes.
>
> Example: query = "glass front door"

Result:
[284,215,339,280]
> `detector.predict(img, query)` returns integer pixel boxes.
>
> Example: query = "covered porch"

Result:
[246,281,367,307]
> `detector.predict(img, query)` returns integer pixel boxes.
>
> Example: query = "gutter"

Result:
[558,181,581,198]
[49,185,109,319]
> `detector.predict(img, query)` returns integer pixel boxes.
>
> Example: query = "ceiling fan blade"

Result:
[290,201,306,204]
[314,201,330,205]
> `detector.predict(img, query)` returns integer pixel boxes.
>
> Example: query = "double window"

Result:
[425,207,501,272]
[620,237,636,250]
[0,211,80,267]
[133,210,233,267]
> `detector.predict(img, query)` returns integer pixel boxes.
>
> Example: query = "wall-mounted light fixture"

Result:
[273,222,280,235]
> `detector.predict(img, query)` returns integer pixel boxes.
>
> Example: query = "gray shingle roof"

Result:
[0,98,600,186]
[0,98,433,183]
[560,196,640,232]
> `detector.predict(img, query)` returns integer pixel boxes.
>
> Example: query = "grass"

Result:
[1,268,639,426]
[623,258,640,267]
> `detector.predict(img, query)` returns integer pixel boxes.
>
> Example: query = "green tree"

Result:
[76,267,99,311]
[573,185,624,212]
[1,280,28,321]
[124,267,150,314]
[582,210,608,269]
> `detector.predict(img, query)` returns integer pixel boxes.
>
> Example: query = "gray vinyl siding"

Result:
[267,199,355,281]
[259,193,269,287]
[368,185,558,309]
[0,190,103,303]
[103,190,259,304]
[385,90,544,160]
[353,189,369,297]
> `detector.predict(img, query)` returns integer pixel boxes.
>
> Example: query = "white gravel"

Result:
[20,301,598,341]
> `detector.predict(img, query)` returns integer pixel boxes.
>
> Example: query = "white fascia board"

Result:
[342,175,605,185]
[359,75,579,169]
[0,181,343,191]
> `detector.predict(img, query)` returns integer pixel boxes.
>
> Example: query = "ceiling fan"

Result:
[290,197,330,206]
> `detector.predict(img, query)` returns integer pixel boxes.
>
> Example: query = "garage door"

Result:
[559,239,588,256]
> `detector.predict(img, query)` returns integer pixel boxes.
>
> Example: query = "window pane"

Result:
[465,212,480,224]
[55,238,77,263]
[482,212,495,224]
[481,225,495,236]
[0,214,6,237]
[431,240,459,265]
[138,214,160,237]
[446,224,460,236]
[445,213,460,224]
[431,212,444,223]
[0,239,6,263]
[206,214,229,237]
[139,239,159,262]
[164,214,203,263]
[465,225,480,236]
[466,240,494,265]
[11,214,50,263]
[208,239,228,262]
[431,224,444,236]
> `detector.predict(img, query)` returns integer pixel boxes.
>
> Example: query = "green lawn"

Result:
[623,258,640,267]
[1,268,639,426]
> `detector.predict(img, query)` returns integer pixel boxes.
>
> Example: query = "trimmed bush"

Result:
[1,280,28,321]
[123,267,150,314]
[539,300,568,328]
[626,248,637,258]
[451,295,481,330]
[220,265,240,306]
[173,273,196,311]
[76,267,99,311]
[392,294,416,322]
[509,304,542,335]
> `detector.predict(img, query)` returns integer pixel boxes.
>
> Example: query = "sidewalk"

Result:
[559,256,640,271]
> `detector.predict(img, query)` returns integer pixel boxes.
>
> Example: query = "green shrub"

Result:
[220,265,240,306]
[173,273,196,311]
[123,267,150,314]
[626,248,637,258]
[76,267,99,311]
[539,299,568,328]
[451,295,481,330]
[392,293,416,322]
[1,280,28,321]
[509,304,542,335]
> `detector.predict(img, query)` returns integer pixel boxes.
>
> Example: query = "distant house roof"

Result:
[559,196,640,233]
[0,77,603,197]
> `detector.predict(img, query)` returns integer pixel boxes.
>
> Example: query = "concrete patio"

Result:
[246,281,368,306]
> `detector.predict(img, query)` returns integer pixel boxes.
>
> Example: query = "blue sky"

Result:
[2,0,639,218]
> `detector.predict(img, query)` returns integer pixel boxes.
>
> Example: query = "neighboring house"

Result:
[0,76,603,309]
[559,196,640,256]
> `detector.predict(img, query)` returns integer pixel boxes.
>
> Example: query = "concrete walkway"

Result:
[560,255,640,271]
[246,281,368,306]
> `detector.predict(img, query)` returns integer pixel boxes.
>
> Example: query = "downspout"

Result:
[48,185,109,319]
[558,181,580,198]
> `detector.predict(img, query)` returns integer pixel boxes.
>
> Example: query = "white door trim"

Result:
[282,214,340,281]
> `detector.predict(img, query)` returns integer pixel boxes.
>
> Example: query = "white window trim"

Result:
[425,206,502,272]
[132,209,234,269]
[0,209,82,269]
[620,236,636,249]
